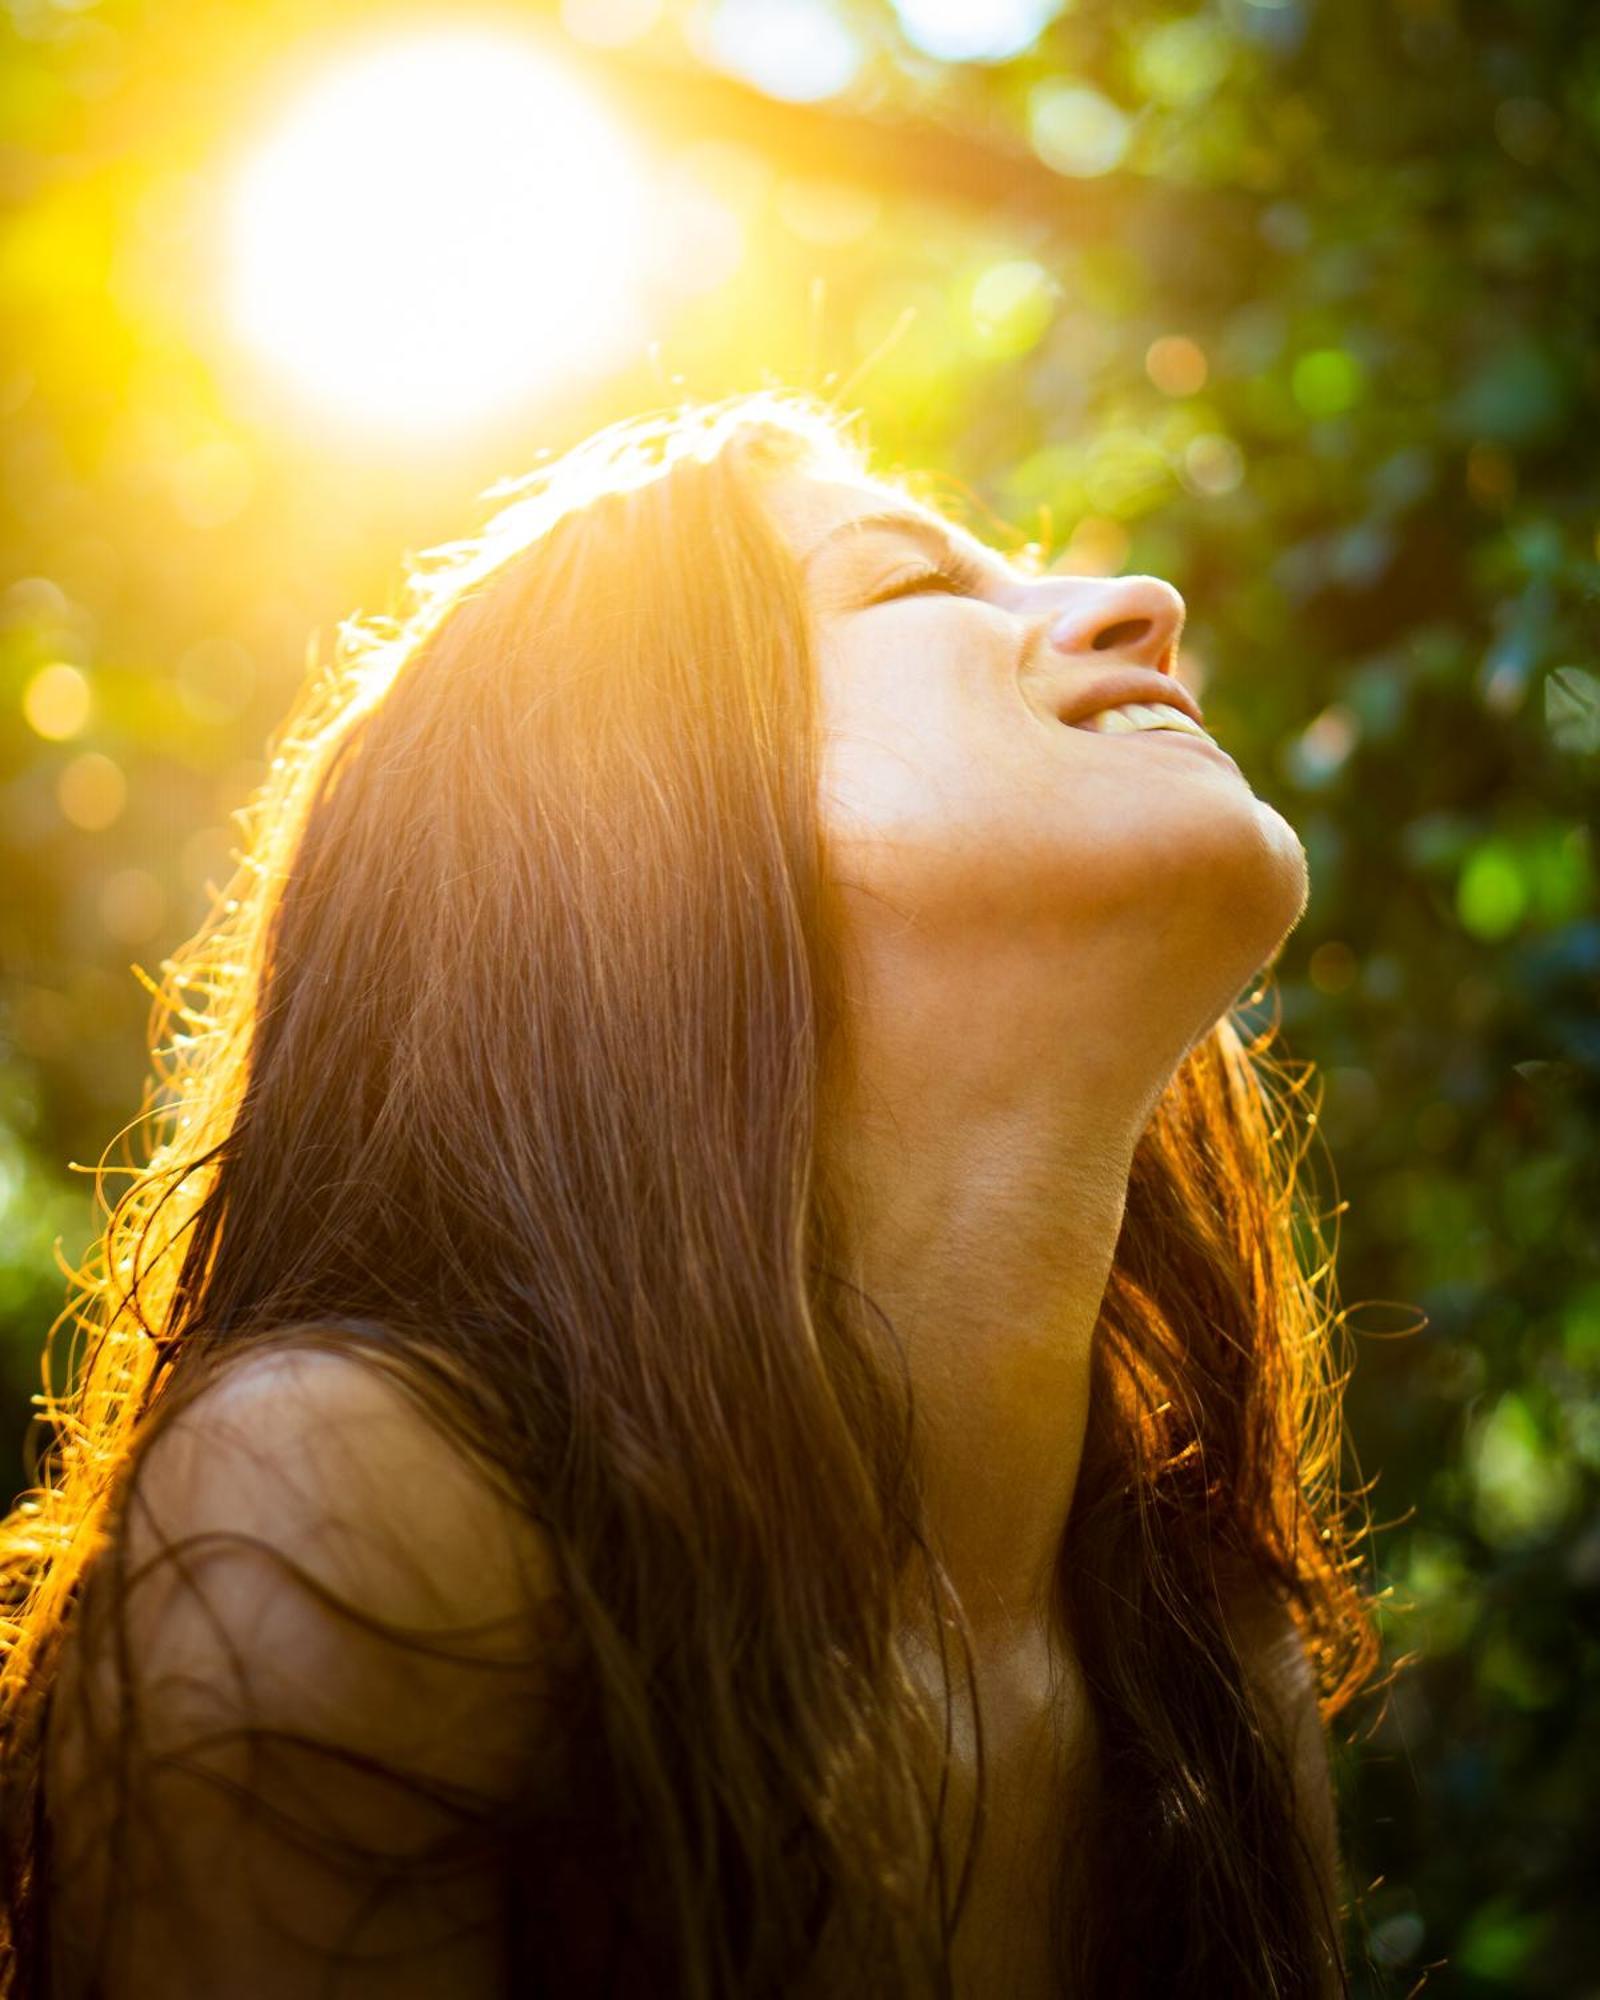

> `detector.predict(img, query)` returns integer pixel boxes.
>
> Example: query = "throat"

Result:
[935,1622,1101,2000]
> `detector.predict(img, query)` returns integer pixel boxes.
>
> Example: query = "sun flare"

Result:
[224,30,647,435]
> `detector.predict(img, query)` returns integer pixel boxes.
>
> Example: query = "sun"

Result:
[224,29,647,436]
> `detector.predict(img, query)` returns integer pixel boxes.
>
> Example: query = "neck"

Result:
[826,941,1156,1649]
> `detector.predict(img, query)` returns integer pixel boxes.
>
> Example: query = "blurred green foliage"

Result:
[1,0,1596,1990]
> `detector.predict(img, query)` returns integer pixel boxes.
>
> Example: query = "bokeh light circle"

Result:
[893,0,1059,65]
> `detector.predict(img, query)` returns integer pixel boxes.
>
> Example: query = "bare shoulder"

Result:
[117,1338,560,1645]
[46,1340,567,1996]
[1219,1572,1321,1721]
[1218,1570,1346,1988]
[61,1335,568,1793]
[1218,1570,1332,1796]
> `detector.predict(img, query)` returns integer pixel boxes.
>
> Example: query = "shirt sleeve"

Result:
[42,1341,562,2000]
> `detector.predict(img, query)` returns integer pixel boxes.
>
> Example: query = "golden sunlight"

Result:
[223,29,648,435]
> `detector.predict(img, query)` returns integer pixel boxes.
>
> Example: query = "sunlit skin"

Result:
[763,474,1310,1956]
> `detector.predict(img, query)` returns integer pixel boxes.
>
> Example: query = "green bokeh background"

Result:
[2,0,1596,1990]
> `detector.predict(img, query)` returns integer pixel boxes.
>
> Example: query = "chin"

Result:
[1145,791,1310,1033]
[1250,795,1312,946]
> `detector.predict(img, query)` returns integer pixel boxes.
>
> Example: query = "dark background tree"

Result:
[2,0,1595,1990]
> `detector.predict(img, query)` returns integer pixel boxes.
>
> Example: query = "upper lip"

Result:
[1053,665,1207,732]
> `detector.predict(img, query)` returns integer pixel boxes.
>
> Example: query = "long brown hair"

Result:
[0,388,1378,1996]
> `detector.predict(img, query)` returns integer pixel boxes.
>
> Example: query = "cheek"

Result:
[819,715,981,839]
[817,712,1109,944]
[815,643,1048,848]
[818,708,1052,871]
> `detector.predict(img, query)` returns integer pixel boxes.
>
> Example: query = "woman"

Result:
[0,389,1379,1997]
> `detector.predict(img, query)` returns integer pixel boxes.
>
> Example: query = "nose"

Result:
[1044,575,1186,673]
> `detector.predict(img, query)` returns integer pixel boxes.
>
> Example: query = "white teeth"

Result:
[1079,700,1212,741]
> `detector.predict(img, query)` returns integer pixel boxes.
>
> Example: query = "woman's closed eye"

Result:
[868,555,989,605]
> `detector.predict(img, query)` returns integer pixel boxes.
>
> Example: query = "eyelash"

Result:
[870,557,988,605]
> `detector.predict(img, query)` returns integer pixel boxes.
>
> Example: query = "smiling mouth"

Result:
[1075,700,1216,743]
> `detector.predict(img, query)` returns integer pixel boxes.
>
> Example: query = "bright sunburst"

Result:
[224,30,647,435]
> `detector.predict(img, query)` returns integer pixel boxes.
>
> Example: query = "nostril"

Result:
[1092,618,1153,652]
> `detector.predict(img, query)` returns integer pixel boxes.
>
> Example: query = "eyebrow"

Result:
[799,508,994,577]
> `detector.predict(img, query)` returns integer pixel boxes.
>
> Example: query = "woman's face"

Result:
[764,470,1310,1091]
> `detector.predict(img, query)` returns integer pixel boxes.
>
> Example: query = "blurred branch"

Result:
[15,0,1236,243]
[573,42,1137,234]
